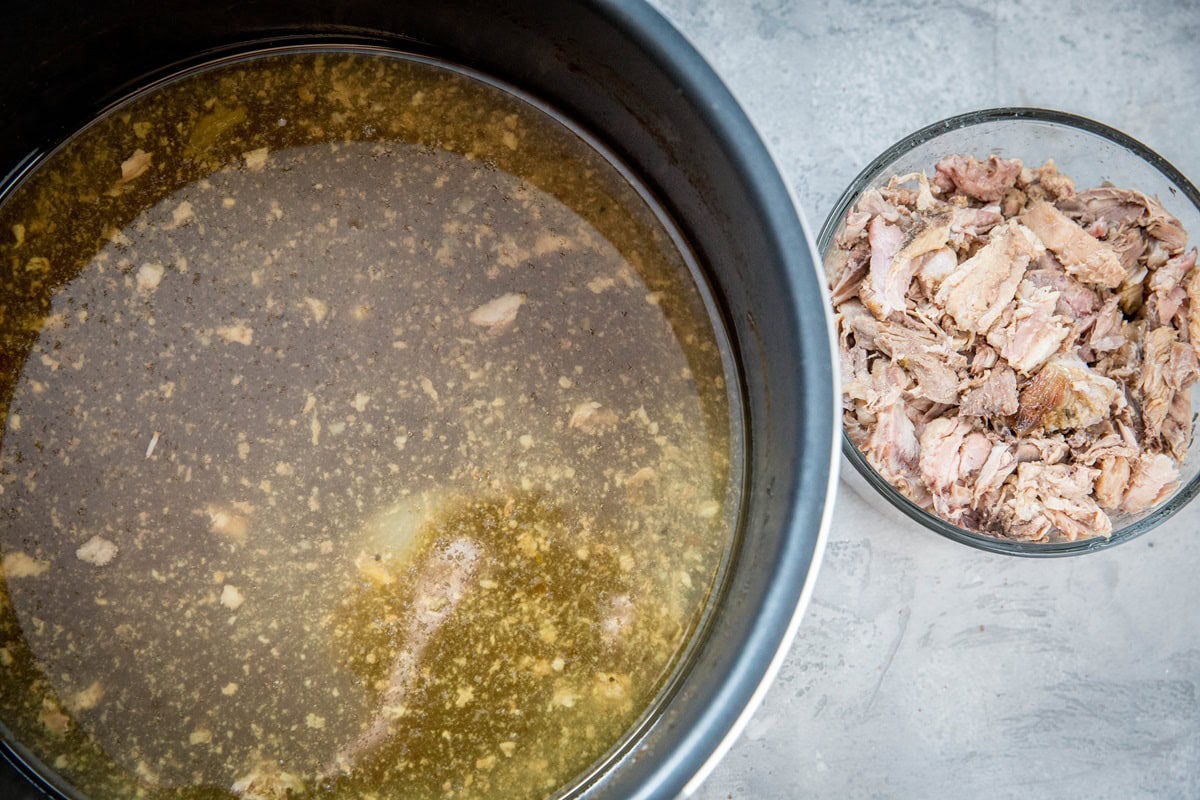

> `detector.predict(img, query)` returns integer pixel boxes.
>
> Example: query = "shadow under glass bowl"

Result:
[818,107,1200,557]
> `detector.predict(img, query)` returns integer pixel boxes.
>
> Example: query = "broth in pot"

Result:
[0,49,742,800]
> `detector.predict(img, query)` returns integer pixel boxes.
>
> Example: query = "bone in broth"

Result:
[0,48,742,799]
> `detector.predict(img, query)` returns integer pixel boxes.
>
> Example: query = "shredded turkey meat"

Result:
[829,153,1199,542]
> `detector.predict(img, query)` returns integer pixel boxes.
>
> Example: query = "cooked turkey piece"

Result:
[830,153,1198,542]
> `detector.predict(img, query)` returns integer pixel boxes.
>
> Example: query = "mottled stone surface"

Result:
[647,2,1200,798]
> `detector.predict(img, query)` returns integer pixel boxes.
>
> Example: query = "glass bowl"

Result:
[818,108,1200,556]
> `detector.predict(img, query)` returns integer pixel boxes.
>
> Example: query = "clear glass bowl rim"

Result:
[817,106,1200,557]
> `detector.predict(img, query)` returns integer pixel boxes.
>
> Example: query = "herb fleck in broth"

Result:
[0,49,742,799]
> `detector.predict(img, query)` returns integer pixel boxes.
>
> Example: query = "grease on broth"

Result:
[0,50,741,800]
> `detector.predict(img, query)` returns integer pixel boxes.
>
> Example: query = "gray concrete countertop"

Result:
[648,1,1200,798]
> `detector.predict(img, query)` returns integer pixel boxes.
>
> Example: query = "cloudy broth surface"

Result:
[0,49,741,800]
